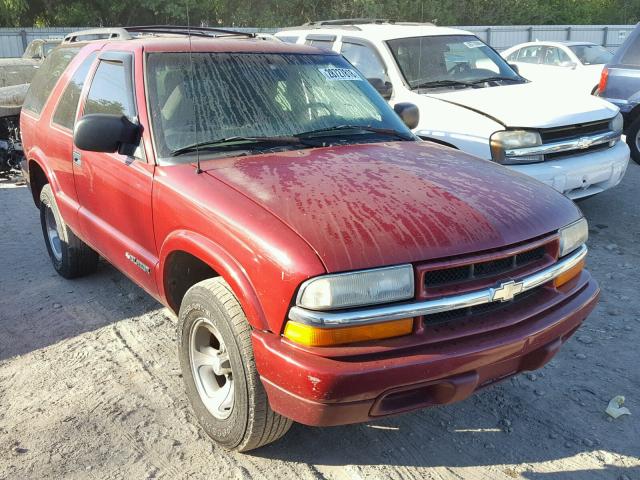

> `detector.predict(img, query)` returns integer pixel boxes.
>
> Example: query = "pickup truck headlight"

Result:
[296,264,414,311]
[610,112,624,135]
[559,218,588,257]
[490,130,543,164]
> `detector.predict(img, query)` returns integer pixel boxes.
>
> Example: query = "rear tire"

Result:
[626,117,640,164]
[178,277,292,452]
[39,184,98,278]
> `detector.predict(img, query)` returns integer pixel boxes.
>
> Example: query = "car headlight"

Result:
[559,218,588,257]
[610,112,624,134]
[490,130,543,164]
[296,264,414,311]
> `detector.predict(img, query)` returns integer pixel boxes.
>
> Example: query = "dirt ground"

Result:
[0,164,638,480]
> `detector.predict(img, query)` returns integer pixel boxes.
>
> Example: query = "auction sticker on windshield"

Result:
[319,67,362,81]
[464,40,485,48]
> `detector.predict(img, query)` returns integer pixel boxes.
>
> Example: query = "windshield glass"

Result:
[146,52,411,161]
[568,44,613,65]
[387,35,521,89]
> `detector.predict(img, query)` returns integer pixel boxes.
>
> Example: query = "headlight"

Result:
[559,218,588,257]
[610,112,624,134]
[297,265,414,311]
[490,130,543,164]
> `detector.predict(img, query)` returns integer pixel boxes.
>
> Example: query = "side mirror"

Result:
[74,114,140,155]
[394,102,419,130]
[368,77,393,100]
[509,63,520,75]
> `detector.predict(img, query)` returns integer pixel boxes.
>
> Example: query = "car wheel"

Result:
[627,117,640,164]
[178,277,292,452]
[39,184,98,278]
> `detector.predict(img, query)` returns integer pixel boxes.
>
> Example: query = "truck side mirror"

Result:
[74,114,140,155]
[368,77,393,100]
[393,102,419,130]
[509,63,520,75]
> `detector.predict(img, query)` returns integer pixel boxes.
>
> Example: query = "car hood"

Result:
[428,82,617,128]
[203,141,581,272]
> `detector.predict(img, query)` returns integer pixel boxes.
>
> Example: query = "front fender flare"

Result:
[158,230,269,331]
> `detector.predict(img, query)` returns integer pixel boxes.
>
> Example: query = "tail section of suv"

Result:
[597,22,640,163]
[21,26,599,452]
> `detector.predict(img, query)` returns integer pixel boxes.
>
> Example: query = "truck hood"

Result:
[203,141,581,272]
[428,82,617,128]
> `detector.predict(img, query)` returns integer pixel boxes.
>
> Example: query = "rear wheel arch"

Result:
[28,159,49,207]
[160,232,269,331]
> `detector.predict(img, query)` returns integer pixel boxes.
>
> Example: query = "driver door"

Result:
[73,51,158,294]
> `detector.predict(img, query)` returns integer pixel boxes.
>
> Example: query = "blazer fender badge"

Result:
[125,252,150,274]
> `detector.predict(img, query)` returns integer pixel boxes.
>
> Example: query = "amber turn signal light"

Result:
[283,318,413,347]
[553,259,585,288]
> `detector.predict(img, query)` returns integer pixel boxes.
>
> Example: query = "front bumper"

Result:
[508,141,629,199]
[253,272,599,426]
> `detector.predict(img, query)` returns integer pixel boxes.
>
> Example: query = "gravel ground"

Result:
[0,164,638,480]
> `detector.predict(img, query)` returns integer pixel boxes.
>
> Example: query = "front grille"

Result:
[423,246,546,288]
[423,289,538,326]
[545,142,609,161]
[540,120,610,143]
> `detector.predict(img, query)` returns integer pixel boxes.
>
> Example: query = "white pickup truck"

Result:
[277,21,630,200]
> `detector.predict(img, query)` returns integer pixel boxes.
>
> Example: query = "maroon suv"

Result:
[20,26,598,451]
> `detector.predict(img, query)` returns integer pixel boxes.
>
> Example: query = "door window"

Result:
[506,49,520,62]
[52,52,97,130]
[543,47,572,66]
[621,33,640,65]
[518,45,543,64]
[341,42,386,80]
[84,60,134,118]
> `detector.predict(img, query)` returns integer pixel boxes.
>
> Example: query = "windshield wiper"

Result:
[468,76,522,84]
[170,135,311,157]
[412,79,475,90]
[295,125,414,141]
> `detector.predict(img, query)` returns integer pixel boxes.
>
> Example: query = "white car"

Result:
[276,21,629,200]
[502,41,613,94]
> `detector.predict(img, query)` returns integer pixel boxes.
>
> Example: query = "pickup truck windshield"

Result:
[387,35,521,90]
[146,52,411,161]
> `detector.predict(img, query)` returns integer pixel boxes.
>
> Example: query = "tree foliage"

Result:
[1,0,640,28]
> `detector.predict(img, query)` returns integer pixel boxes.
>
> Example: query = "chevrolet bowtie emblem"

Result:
[491,280,524,302]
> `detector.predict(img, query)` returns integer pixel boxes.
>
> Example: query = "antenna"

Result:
[185,1,202,174]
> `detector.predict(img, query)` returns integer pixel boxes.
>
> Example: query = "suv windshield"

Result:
[568,44,613,65]
[387,35,522,90]
[146,52,412,161]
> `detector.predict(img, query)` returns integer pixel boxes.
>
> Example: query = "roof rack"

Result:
[62,25,256,44]
[304,18,390,26]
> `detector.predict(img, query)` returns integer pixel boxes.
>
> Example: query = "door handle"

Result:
[72,151,81,167]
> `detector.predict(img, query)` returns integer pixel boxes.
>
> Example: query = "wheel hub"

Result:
[189,318,234,420]
[44,206,62,261]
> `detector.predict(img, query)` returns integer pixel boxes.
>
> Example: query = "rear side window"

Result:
[305,39,334,51]
[84,60,134,118]
[621,34,640,65]
[22,47,81,115]
[52,52,97,130]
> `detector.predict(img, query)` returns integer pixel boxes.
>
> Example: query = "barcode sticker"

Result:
[319,67,362,81]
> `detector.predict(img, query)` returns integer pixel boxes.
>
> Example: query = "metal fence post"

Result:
[528,26,533,41]
[566,26,572,40]
[19,29,28,51]
[486,26,492,46]
[603,26,609,47]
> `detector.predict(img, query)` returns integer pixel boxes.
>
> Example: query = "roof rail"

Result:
[126,25,256,38]
[63,28,131,43]
[304,18,390,26]
[62,25,256,44]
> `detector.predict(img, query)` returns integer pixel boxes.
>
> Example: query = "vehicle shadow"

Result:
[0,182,159,362]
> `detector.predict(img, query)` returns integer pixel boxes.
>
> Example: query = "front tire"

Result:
[178,277,292,452]
[626,117,640,164]
[39,184,98,278]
